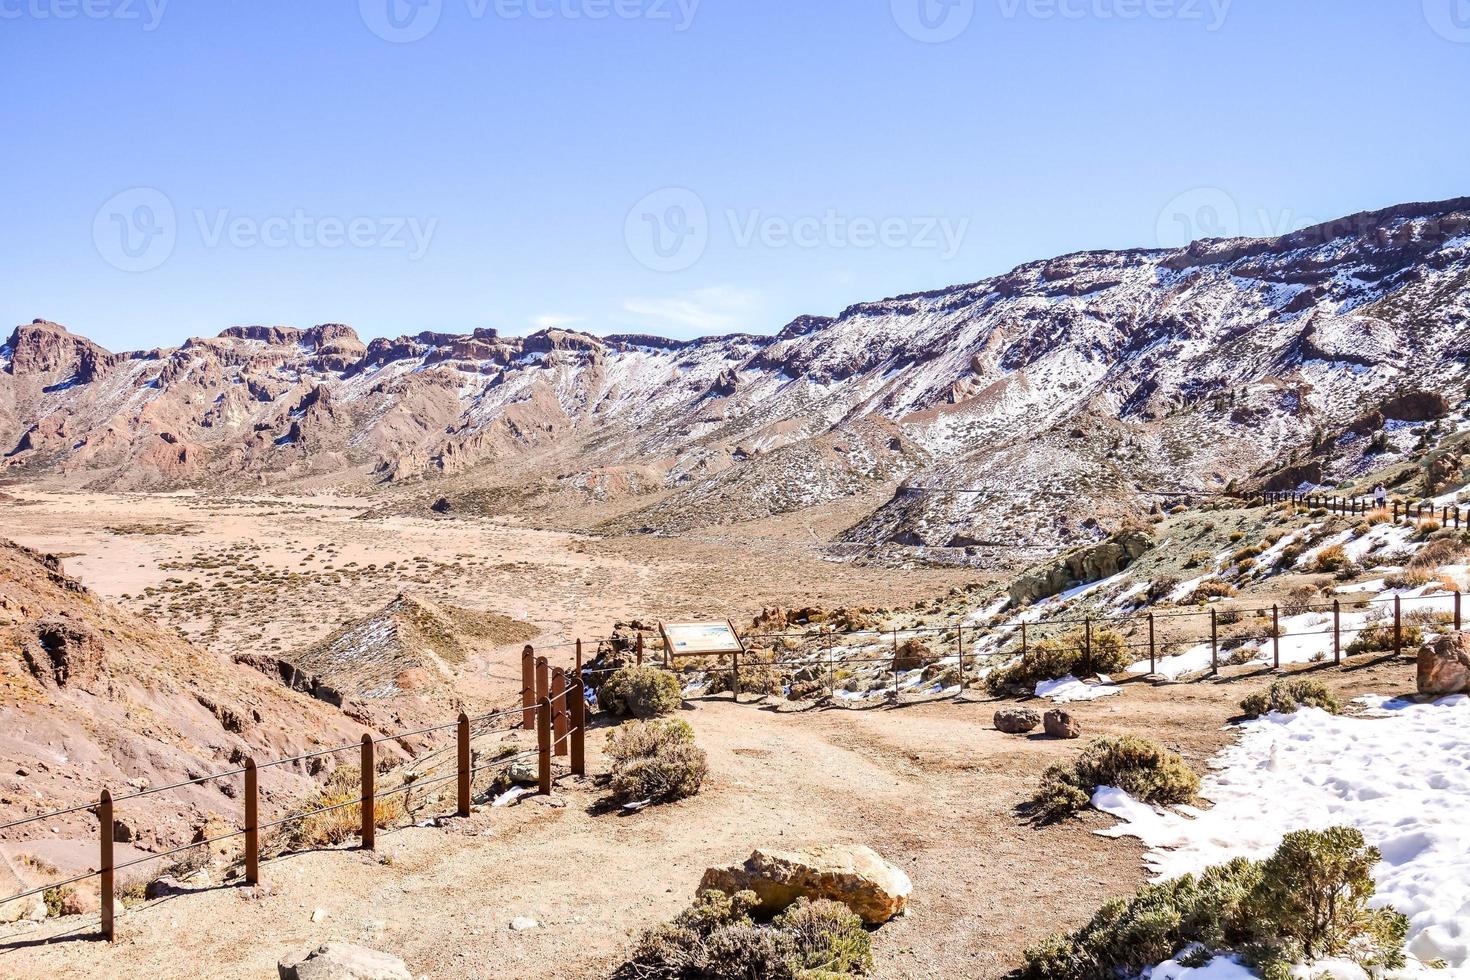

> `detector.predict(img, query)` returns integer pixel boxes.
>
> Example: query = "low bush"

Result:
[1313,545,1348,573]
[1239,678,1341,719]
[1021,827,1407,980]
[1232,544,1263,563]
[1384,566,1435,589]
[1345,621,1424,657]
[986,629,1130,695]
[1281,587,1328,617]
[278,764,405,850]
[1028,735,1199,823]
[601,665,683,718]
[1184,550,1211,569]
[707,650,790,697]
[1185,580,1236,603]
[1413,520,1442,540]
[606,718,708,805]
[1410,536,1467,569]
[619,889,873,979]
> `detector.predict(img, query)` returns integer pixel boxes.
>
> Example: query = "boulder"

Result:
[1043,709,1081,739]
[699,844,911,925]
[278,943,411,980]
[1418,634,1470,696]
[994,707,1041,734]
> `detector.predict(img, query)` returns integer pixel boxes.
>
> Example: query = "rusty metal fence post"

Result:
[521,646,535,730]
[245,758,259,885]
[360,734,375,851]
[100,789,114,942]
[551,668,568,757]
[457,713,470,817]
[537,698,552,795]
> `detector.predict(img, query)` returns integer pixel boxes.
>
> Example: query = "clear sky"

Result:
[3,0,1468,352]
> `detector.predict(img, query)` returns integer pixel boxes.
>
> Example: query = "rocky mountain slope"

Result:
[0,540,371,856]
[5,197,1470,556]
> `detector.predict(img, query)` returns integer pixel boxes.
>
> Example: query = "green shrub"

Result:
[619,889,872,979]
[1021,828,1407,980]
[606,718,707,805]
[600,665,683,718]
[985,629,1130,695]
[1028,736,1199,823]
[1239,679,1341,719]
[1344,621,1424,657]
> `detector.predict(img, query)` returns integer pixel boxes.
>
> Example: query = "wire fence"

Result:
[1261,490,1469,527]
[1,664,589,944]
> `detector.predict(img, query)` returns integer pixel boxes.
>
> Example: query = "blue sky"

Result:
[3,0,1468,352]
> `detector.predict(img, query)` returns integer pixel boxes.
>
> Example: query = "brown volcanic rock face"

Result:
[0,539,369,855]
[5,198,1470,551]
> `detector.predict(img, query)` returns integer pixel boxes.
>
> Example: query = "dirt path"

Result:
[0,655,1415,979]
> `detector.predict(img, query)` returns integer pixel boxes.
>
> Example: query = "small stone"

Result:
[1043,708,1081,739]
[509,917,539,931]
[993,707,1041,734]
[311,907,327,922]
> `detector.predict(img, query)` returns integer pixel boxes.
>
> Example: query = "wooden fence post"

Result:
[1210,609,1218,675]
[99,789,114,942]
[636,632,644,667]
[537,698,552,795]
[1083,616,1092,664]
[570,680,586,777]
[457,713,470,817]
[1272,604,1280,670]
[891,628,899,700]
[732,645,741,704]
[551,668,568,757]
[245,759,259,885]
[1333,600,1341,665]
[956,626,966,695]
[1020,622,1028,658]
[1457,591,1463,632]
[521,646,535,730]
[535,655,549,709]
[1394,595,1403,657]
[1147,612,1156,675]
[360,734,375,851]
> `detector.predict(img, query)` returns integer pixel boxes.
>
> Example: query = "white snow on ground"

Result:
[1094,696,1470,971]
[1144,956,1257,980]
[1035,675,1121,702]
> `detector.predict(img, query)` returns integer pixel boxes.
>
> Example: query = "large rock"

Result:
[278,943,411,980]
[1418,634,1470,696]
[699,844,911,925]
[994,707,1041,734]
[1009,528,1153,605]
[1043,708,1081,739]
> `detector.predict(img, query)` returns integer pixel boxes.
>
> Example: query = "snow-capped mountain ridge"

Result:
[5,196,1470,553]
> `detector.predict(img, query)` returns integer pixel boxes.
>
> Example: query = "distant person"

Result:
[1374,485,1387,510]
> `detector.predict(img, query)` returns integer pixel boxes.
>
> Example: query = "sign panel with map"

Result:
[659,621,745,658]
